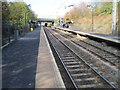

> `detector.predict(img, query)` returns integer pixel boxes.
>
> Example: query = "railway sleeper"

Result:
[72,73,92,77]
[60,55,74,57]
[106,58,119,61]
[75,79,97,85]
[66,65,83,69]
[70,69,88,74]
[75,76,97,84]
[61,57,76,60]
[45,28,117,89]
[63,59,77,62]
[77,83,103,88]
[57,51,70,54]
[64,62,80,65]
[72,73,93,79]
[69,68,88,72]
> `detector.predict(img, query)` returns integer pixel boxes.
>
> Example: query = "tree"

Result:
[64,2,90,24]
[8,1,37,29]
[2,0,10,22]
[99,2,113,15]
[9,2,28,26]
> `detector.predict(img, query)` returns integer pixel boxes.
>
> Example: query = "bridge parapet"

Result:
[38,18,55,22]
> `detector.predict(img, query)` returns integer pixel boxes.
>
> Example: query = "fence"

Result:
[2,22,29,46]
[2,24,15,46]
[2,21,39,47]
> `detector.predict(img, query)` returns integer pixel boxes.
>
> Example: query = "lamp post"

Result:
[64,4,74,12]
[87,4,94,32]
[118,1,120,36]
[112,0,117,35]
[64,4,74,23]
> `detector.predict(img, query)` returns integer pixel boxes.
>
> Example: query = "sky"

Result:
[8,0,116,19]
[7,0,92,19]
[23,0,90,19]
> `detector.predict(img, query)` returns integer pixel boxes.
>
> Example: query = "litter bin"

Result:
[30,28,33,32]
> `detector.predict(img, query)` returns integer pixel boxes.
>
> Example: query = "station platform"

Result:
[53,26,120,45]
[35,27,65,88]
[2,26,65,88]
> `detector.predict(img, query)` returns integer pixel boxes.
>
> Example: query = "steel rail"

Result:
[52,28,120,58]
[44,29,78,89]
[52,29,119,67]
[45,28,118,89]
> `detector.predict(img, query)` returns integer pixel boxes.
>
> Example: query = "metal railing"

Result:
[2,24,15,46]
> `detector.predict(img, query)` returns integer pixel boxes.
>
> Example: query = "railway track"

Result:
[44,28,117,89]
[51,28,120,68]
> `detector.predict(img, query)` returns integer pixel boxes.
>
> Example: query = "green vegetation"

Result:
[64,2,119,35]
[65,2,113,23]
[54,18,60,25]
[2,1,10,21]
[2,0,37,29]
[98,2,113,16]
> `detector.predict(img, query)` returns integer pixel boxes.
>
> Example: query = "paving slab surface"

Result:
[2,26,65,88]
[2,27,41,88]
[35,27,65,88]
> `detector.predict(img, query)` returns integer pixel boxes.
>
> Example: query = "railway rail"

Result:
[48,27,119,88]
[53,27,120,46]
[44,27,118,89]
[51,28,120,68]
